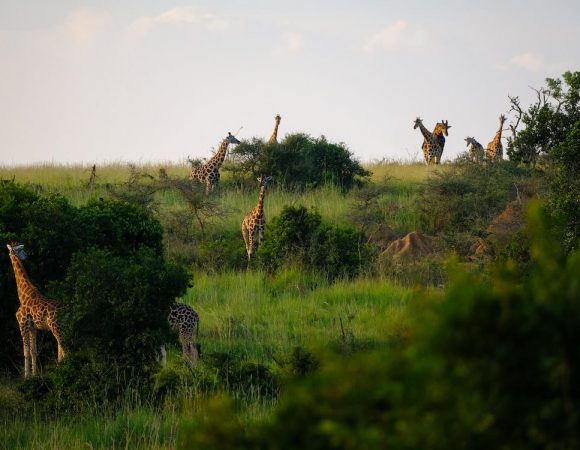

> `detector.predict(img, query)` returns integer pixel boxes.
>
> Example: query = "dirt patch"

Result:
[382,231,435,261]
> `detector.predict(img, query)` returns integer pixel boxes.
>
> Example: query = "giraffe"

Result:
[267,114,282,145]
[190,132,241,193]
[431,120,451,164]
[465,136,484,163]
[414,118,443,166]
[486,115,506,162]
[242,175,273,261]
[160,302,201,367]
[6,243,65,378]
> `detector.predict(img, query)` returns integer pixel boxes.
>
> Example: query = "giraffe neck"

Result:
[493,120,504,145]
[255,186,267,215]
[268,121,280,144]
[417,122,434,142]
[207,137,230,169]
[9,253,37,303]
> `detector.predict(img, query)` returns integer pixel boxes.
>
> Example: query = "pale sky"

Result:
[1,0,579,165]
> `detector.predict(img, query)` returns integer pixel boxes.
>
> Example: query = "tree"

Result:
[227,133,370,191]
[507,71,580,166]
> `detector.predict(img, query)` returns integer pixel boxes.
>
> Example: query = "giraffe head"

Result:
[413,117,423,129]
[274,114,281,123]
[437,120,451,136]
[258,175,273,187]
[6,242,27,260]
[226,132,241,145]
[465,136,478,147]
[499,114,506,125]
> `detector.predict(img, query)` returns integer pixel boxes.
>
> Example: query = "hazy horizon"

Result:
[1,0,579,166]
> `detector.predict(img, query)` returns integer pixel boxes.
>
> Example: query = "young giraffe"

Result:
[6,243,65,378]
[267,114,282,145]
[486,115,507,162]
[414,118,443,166]
[160,302,201,367]
[242,175,273,261]
[190,132,241,193]
[431,120,451,164]
[465,136,484,163]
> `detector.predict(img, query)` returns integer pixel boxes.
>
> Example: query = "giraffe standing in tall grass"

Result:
[242,175,273,261]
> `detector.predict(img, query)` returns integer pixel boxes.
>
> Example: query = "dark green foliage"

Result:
[549,120,580,250]
[182,202,580,449]
[259,205,373,280]
[77,199,164,255]
[203,352,278,399]
[196,233,248,273]
[0,184,80,374]
[417,158,530,235]
[507,71,580,166]
[50,245,187,405]
[228,133,370,191]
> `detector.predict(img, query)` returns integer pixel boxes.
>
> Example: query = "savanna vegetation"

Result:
[0,71,579,449]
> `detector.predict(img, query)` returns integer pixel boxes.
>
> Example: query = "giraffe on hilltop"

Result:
[242,175,273,261]
[6,243,65,378]
[414,118,444,166]
[465,136,484,163]
[431,120,451,164]
[190,132,241,193]
[486,115,507,162]
[160,302,200,368]
[268,114,282,145]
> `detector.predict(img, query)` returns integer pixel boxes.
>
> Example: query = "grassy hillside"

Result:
[1,159,531,449]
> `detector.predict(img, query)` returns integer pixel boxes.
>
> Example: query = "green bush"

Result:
[258,205,373,280]
[549,120,580,251]
[228,133,370,191]
[52,246,188,403]
[417,158,531,235]
[181,202,580,449]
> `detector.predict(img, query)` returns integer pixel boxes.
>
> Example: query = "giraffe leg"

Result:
[47,318,66,362]
[18,318,32,378]
[242,222,251,260]
[159,345,167,366]
[247,228,255,260]
[179,332,193,366]
[29,327,38,376]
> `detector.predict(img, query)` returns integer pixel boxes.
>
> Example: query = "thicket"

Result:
[507,70,580,251]
[228,133,370,191]
[180,203,580,449]
[258,205,373,280]
[0,184,188,406]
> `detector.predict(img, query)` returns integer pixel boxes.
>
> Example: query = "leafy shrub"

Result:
[228,133,370,191]
[52,246,188,404]
[417,158,531,235]
[549,120,580,251]
[77,198,164,254]
[258,205,373,280]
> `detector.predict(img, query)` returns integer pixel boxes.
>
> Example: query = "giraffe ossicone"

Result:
[6,242,66,378]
